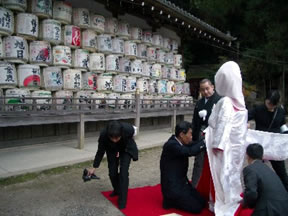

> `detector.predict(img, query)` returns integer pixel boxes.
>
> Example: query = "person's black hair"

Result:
[266,90,280,106]
[175,121,192,137]
[107,120,122,138]
[246,143,263,160]
[200,78,213,86]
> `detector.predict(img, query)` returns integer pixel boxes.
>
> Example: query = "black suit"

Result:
[160,135,206,213]
[93,122,138,208]
[243,160,288,216]
[191,91,221,185]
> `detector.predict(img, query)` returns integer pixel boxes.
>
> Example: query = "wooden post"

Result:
[134,88,141,137]
[171,108,177,133]
[77,113,85,149]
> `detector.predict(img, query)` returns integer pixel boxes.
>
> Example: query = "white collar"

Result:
[175,136,183,146]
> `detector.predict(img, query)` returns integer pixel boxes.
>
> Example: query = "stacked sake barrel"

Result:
[0,0,191,111]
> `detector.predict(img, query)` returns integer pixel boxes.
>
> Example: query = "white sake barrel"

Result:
[152,33,163,48]
[163,37,171,51]
[16,13,39,40]
[91,92,106,108]
[73,8,90,29]
[53,1,72,24]
[157,80,167,94]
[156,49,166,64]
[18,64,41,89]
[124,40,137,59]
[131,59,142,76]
[89,53,105,72]
[97,34,112,54]
[170,67,178,81]
[90,14,105,34]
[126,75,136,92]
[97,73,113,92]
[3,0,27,12]
[106,54,120,73]
[119,93,133,109]
[106,92,120,108]
[74,90,93,110]
[147,47,156,62]
[82,29,97,52]
[161,65,171,79]
[167,81,175,95]
[137,43,147,60]
[3,36,28,63]
[0,62,17,88]
[130,27,142,43]
[142,30,152,45]
[112,37,124,55]
[31,90,52,110]
[0,37,4,58]
[175,68,180,81]
[136,77,148,93]
[113,74,127,93]
[40,19,62,45]
[63,69,82,91]
[119,57,131,74]
[82,71,97,90]
[165,52,174,65]
[29,41,52,66]
[171,39,178,52]
[183,82,190,95]
[179,68,186,81]
[104,17,117,35]
[5,88,31,111]
[142,62,152,77]
[0,7,14,36]
[42,66,63,91]
[152,63,162,79]
[63,25,81,48]
[148,79,157,95]
[72,49,89,71]
[174,54,182,68]
[53,45,72,68]
[116,22,130,40]
[30,0,52,18]
[54,90,73,110]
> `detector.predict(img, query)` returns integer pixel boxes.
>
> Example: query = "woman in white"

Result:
[205,61,248,216]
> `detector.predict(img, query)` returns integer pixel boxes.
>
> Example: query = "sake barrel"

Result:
[175,68,180,81]
[156,49,166,64]
[167,80,175,95]
[53,1,72,24]
[72,8,90,29]
[89,53,105,72]
[5,88,31,111]
[152,63,162,79]
[124,40,137,59]
[171,39,178,52]
[113,74,127,93]
[112,37,124,55]
[40,19,62,45]
[91,92,106,108]
[183,82,190,95]
[157,80,167,94]
[82,29,97,52]
[161,65,171,80]
[119,57,131,74]
[131,59,142,77]
[147,47,156,62]
[179,68,186,81]
[116,22,130,40]
[0,7,14,36]
[130,27,142,43]
[53,45,72,68]
[106,92,120,108]
[163,37,171,51]
[16,13,38,40]
[30,0,52,18]
[136,77,148,93]
[142,62,152,77]
[63,69,82,91]
[126,75,136,92]
[165,52,174,65]
[185,95,193,107]
[82,71,97,90]
[42,66,63,91]
[106,54,120,73]
[54,90,73,110]
[175,82,184,95]
[97,34,112,54]
[63,25,81,48]
[142,30,152,45]
[104,17,117,35]
[3,36,29,63]
[174,54,182,68]
[31,90,52,110]
[0,62,17,88]
[90,14,105,34]
[170,67,177,81]
[119,93,133,109]
[97,73,113,92]
[148,79,157,95]
[18,64,41,89]
[29,41,52,66]
[0,37,4,58]
[72,49,89,71]
[152,33,163,48]
[137,43,147,60]
[74,90,93,110]
[3,0,27,12]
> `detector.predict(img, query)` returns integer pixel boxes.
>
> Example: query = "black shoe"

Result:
[109,191,119,197]
[118,203,126,209]
[162,199,172,210]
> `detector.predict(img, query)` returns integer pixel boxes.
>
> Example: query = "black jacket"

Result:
[93,122,138,168]
[243,160,288,216]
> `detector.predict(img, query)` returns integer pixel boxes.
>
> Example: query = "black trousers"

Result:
[107,151,132,207]
[270,160,288,191]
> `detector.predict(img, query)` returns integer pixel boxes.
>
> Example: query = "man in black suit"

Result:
[88,121,138,209]
[160,121,207,213]
[242,143,288,216]
[191,79,221,186]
